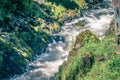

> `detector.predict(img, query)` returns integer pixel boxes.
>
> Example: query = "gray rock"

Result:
[85,0,103,4]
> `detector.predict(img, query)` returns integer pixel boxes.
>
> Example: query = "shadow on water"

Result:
[47,0,79,10]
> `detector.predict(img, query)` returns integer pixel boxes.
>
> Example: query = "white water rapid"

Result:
[10,1,114,80]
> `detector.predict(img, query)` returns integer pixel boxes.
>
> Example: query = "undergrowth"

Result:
[54,36,120,80]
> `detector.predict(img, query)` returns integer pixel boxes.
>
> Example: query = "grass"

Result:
[54,35,120,80]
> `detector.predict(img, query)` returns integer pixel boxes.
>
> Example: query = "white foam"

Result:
[11,4,114,80]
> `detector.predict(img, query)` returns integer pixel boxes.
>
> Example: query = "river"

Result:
[10,1,114,80]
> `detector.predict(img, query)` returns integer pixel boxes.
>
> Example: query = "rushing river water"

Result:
[10,1,114,80]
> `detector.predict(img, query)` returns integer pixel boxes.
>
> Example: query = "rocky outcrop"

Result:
[0,0,95,79]
[0,33,33,78]
[68,30,99,60]
[81,52,94,75]
[105,19,116,36]
[0,6,58,79]
[75,30,99,46]
[54,30,99,80]
[0,31,54,78]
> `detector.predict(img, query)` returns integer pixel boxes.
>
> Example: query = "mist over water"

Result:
[10,1,114,80]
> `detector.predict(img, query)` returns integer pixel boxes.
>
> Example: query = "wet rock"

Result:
[32,36,45,54]
[105,19,116,36]
[32,32,52,55]
[74,22,84,28]
[85,0,103,4]
[85,0,94,4]
[30,19,40,26]
[15,11,31,18]
[15,11,26,17]
[8,15,30,31]
[52,36,65,42]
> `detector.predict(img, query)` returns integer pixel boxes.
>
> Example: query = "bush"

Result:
[0,0,33,21]
[109,55,120,75]
[54,35,116,80]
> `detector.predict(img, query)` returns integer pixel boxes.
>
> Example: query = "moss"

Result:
[74,22,84,27]
[0,41,28,78]
[54,31,117,80]
[0,33,33,58]
[11,37,33,59]
[50,22,60,33]
[0,0,89,78]
[75,30,99,47]
[74,0,87,8]
[0,26,53,78]
[33,18,60,34]
[44,0,87,22]
[0,32,34,78]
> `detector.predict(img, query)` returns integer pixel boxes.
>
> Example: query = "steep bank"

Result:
[54,30,118,80]
[0,0,90,79]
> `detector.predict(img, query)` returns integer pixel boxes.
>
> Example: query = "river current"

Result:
[10,1,114,80]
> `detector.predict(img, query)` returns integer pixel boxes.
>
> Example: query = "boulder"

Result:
[74,22,84,28]
[75,30,99,47]
[32,31,52,55]
[68,30,99,61]
[81,52,94,75]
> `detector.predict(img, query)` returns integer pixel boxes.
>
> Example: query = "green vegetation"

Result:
[44,0,87,21]
[75,30,99,46]
[0,0,89,79]
[0,0,31,20]
[109,55,120,79]
[0,0,112,79]
[74,22,84,28]
[54,30,120,80]
[0,35,31,78]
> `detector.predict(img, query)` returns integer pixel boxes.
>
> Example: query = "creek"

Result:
[10,1,114,80]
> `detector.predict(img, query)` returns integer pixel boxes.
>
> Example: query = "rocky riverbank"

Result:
[52,1,120,80]
[0,0,106,79]
[53,21,120,80]
[0,0,87,79]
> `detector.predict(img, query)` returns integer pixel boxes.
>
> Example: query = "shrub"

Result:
[109,55,120,75]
